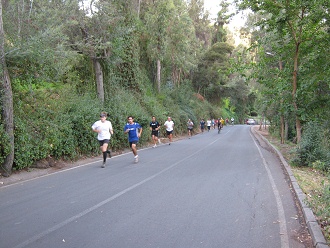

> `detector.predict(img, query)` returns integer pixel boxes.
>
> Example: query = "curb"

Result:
[252,127,329,248]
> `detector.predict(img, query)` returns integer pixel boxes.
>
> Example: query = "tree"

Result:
[144,0,176,92]
[70,0,124,102]
[164,0,200,86]
[193,42,234,101]
[187,0,213,48]
[0,0,14,176]
[4,0,85,85]
[236,0,330,143]
[213,0,234,44]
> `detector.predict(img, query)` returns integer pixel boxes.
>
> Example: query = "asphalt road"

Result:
[0,125,309,248]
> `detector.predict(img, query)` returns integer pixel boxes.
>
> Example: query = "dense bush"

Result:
[12,85,103,169]
[0,124,11,167]
[292,121,330,171]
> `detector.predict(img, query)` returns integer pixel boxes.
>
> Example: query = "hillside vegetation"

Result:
[1,0,243,173]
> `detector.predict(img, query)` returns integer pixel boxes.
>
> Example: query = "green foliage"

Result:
[12,86,102,170]
[4,2,80,84]
[193,42,234,102]
[292,122,330,171]
[237,0,330,143]
[0,124,11,166]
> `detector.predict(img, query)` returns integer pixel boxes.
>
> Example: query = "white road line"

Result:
[13,132,228,248]
[250,132,289,248]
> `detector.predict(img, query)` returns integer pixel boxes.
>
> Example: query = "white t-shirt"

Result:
[164,120,174,131]
[92,120,113,140]
[207,120,212,126]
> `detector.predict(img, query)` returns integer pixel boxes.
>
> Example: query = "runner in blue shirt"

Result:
[124,116,143,163]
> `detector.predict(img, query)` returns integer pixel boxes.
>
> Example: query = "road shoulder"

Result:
[251,125,329,248]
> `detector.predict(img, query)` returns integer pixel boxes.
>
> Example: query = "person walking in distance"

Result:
[187,119,194,138]
[164,116,174,145]
[124,116,143,163]
[150,116,160,148]
[92,112,114,168]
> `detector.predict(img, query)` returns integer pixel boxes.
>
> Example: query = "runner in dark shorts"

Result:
[166,130,173,136]
[187,119,194,138]
[92,112,113,168]
[150,116,160,148]
[164,117,174,145]
[124,116,143,163]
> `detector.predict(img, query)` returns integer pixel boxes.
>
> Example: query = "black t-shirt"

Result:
[150,121,160,131]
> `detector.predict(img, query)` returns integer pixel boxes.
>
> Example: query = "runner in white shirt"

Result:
[206,119,212,132]
[92,112,113,168]
[164,116,174,145]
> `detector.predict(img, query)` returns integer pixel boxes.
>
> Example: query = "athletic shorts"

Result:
[129,141,138,148]
[187,128,193,131]
[98,139,110,146]
[151,131,159,137]
[166,130,173,136]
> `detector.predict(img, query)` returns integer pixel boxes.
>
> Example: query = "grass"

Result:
[292,167,330,242]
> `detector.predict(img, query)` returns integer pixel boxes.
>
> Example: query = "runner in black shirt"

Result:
[150,116,160,148]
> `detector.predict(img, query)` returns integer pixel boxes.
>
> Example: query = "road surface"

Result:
[0,125,309,248]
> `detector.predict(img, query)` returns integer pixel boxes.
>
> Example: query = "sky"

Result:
[204,0,221,19]
[203,0,245,31]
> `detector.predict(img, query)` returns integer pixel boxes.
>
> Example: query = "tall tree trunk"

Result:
[285,119,289,141]
[278,60,285,144]
[137,0,141,18]
[280,114,285,144]
[0,1,14,177]
[292,43,301,143]
[93,58,104,103]
[157,59,161,93]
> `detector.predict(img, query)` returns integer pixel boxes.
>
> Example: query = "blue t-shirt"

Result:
[124,122,142,142]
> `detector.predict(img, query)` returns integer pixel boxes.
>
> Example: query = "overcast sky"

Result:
[204,0,245,30]
[204,0,221,19]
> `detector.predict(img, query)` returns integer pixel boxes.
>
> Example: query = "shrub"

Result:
[0,124,11,166]
[293,121,330,171]
[12,85,103,169]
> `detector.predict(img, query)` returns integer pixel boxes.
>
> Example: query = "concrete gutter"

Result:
[252,127,329,248]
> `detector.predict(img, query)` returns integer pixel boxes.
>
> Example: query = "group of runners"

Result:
[199,117,234,133]
[91,114,174,167]
[92,113,234,168]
